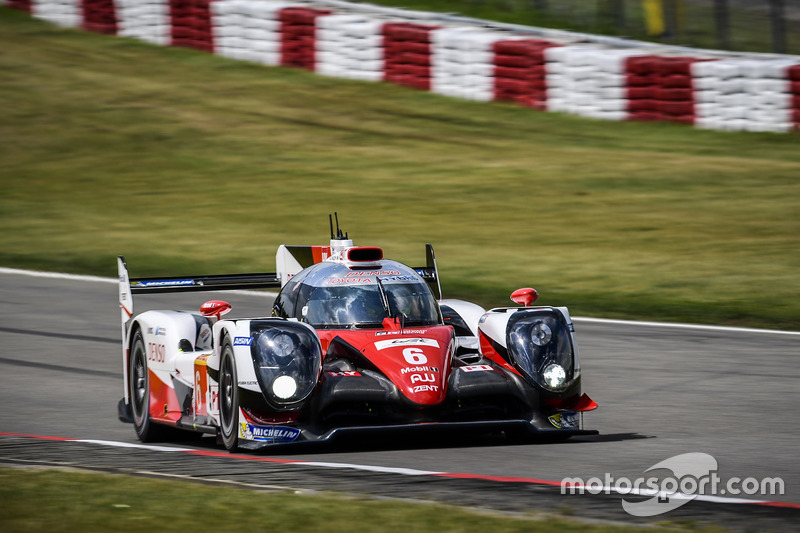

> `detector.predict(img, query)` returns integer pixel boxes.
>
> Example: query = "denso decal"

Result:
[400,366,439,374]
[148,342,165,363]
[239,423,300,442]
[462,364,494,372]
[327,371,361,377]
[233,337,253,346]
[374,338,439,350]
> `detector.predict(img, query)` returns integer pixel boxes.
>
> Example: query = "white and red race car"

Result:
[118,217,597,450]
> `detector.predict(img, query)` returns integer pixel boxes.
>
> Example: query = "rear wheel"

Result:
[219,341,239,451]
[129,329,168,442]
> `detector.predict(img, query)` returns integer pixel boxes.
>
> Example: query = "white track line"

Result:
[1,267,797,336]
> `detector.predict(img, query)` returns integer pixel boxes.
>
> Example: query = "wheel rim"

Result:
[131,339,147,425]
[221,352,235,436]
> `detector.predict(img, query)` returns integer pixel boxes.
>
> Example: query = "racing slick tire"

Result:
[219,339,240,451]
[129,329,169,442]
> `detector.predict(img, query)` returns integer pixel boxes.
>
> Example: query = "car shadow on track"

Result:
[183,430,653,456]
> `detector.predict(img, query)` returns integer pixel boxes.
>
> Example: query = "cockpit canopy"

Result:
[273,260,441,329]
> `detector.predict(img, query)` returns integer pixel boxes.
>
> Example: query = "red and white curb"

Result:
[2,431,798,510]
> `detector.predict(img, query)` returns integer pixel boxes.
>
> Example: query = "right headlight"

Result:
[250,322,322,406]
[507,310,575,391]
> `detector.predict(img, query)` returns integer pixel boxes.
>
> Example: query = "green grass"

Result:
[1,8,800,330]
[0,467,727,533]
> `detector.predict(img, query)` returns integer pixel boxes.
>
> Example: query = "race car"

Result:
[117,217,597,450]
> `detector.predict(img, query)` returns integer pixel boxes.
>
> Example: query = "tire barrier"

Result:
[9,0,800,133]
[169,0,213,52]
[493,39,560,111]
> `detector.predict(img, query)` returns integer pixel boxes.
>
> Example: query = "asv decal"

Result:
[410,373,436,384]
[462,364,494,372]
[403,347,427,365]
[233,337,253,346]
[374,338,439,350]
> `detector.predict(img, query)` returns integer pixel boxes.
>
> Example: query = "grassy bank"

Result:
[1,8,799,329]
[0,467,724,533]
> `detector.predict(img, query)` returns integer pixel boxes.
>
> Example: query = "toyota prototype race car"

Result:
[117,217,598,451]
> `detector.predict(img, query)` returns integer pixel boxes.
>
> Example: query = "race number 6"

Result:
[403,347,427,365]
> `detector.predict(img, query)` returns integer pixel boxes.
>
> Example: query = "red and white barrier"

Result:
[32,0,80,27]
[382,22,438,91]
[10,0,800,133]
[211,1,290,65]
[492,39,559,110]
[431,27,504,102]
[116,0,171,46]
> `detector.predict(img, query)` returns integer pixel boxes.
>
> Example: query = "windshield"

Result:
[302,279,440,329]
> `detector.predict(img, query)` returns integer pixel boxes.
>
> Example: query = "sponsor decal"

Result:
[233,336,253,346]
[239,423,300,443]
[400,366,439,374]
[548,411,580,429]
[134,279,195,287]
[208,384,219,415]
[410,373,436,384]
[345,270,400,277]
[148,342,165,363]
[327,277,372,285]
[154,327,166,336]
[568,323,575,332]
[375,329,428,336]
[327,371,361,377]
[374,338,439,350]
[462,364,494,372]
[412,385,439,393]
[377,275,416,282]
[238,380,258,386]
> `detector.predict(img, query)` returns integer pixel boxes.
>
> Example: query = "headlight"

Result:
[507,310,575,391]
[543,363,566,389]
[271,375,298,400]
[250,322,321,405]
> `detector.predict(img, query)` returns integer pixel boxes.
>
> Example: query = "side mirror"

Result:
[510,287,538,307]
[200,300,232,319]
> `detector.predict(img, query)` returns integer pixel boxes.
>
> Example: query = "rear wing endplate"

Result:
[414,243,441,301]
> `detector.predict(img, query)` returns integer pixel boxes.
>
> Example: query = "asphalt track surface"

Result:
[1,269,799,531]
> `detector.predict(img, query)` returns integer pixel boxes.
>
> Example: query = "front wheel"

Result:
[219,341,240,451]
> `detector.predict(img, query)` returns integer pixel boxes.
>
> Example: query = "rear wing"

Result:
[117,255,280,325]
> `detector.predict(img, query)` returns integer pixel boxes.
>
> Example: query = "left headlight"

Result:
[250,322,322,406]
[507,310,575,391]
